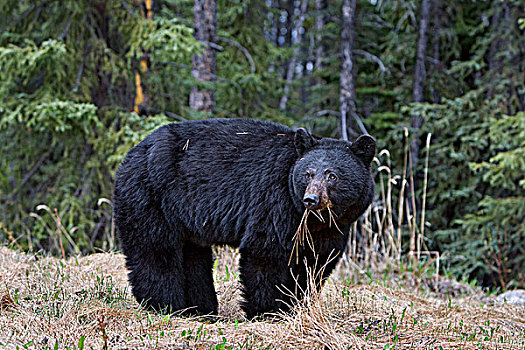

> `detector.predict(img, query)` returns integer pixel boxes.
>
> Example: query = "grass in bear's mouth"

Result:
[289,204,344,265]
[289,209,314,265]
[325,203,343,234]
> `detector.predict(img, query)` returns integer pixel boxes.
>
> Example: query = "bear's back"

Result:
[144,119,301,246]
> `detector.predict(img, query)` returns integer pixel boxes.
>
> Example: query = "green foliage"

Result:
[456,112,525,288]
[128,18,200,62]
[0,0,523,289]
[0,0,194,254]
[425,2,523,288]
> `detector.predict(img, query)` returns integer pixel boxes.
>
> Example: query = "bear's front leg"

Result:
[238,249,295,319]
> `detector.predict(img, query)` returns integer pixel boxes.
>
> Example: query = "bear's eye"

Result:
[305,172,311,179]
[327,173,337,181]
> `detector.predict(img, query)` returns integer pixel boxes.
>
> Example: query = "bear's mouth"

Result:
[308,202,342,230]
[289,202,342,265]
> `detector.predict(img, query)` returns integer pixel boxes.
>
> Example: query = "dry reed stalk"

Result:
[420,133,431,260]
[0,222,22,251]
[407,136,418,269]
[54,208,66,260]
[397,127,410,264]
[343,130,438,284]
[97,198,115,251]
[382,151,398,261]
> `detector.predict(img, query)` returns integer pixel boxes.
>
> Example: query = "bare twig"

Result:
[296,109,342,125]
[157,61,242,91]
[59,18,72,40]
[3,149,52,208]
[0,4,44,35]
[121,0,137,16]
[350,111,369,135]
[216,37,256,74]
[148,109,187,122]
[296,109,368,136]
[73,35,91,93]
[198,40,223,51]
[354,49,389,74]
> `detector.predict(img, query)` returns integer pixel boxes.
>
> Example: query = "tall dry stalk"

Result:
[345,131,437,283]
[54,208,66,260]
[419,133,432,259]
[30,205,80,257]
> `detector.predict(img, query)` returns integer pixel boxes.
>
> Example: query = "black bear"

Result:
[113,118,375,318]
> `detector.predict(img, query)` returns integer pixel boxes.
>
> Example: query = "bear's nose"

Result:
[303,194,320,209]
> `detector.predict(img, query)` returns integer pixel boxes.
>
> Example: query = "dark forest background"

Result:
[0,0,523,290]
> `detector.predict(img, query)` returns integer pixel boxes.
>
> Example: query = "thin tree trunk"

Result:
[133,0,153,114]
[431,0,441,104]
[285,0,294,47]
[279,0,308,111]
[314,0,327,71]
[410,0,430,168]
[267,0,278,73]
[190,0,217,112]
[339,0,357,141]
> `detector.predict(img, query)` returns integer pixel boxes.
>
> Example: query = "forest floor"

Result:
[0,246,524,350]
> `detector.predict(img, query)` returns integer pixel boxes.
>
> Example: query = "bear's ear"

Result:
[350,135,376,166]
[294,128,317,156]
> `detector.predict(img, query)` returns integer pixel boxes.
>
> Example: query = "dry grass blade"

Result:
[288,209,314,265]
[326,205,343,234]
[310,209,325,223]
[289,205,343,266]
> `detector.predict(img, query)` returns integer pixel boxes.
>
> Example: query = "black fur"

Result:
[113,118,375,318]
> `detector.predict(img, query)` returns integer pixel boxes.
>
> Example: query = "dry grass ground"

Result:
[0,246,523,350]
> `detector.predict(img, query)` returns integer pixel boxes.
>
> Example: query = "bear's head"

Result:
[290,128,375,227]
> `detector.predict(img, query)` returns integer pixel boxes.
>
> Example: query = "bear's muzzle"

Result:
[303,179,329,210]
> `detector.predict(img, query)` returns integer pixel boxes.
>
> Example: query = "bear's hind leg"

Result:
[182,242,218,315]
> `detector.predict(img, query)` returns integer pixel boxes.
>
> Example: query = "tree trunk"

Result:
[279,0,308,111]
[431,0,441,104]
[410,0,430,168]
[285,0,294,48]
[339,0,357,141]
[190,0,217,113]
[133,0,153,114]
[314,0,327,71]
